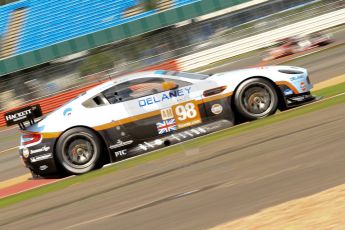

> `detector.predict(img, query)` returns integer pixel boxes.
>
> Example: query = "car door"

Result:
[102,77,184,141]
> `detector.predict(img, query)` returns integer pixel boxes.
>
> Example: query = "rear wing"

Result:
[4,104,42,129]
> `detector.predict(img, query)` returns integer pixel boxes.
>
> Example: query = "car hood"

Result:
[209,66,307,79]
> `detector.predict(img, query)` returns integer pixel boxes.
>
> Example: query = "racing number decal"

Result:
[172,101,201,129]
[175,103,197,121]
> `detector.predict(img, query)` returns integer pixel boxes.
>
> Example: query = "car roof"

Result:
[81,70,193,99]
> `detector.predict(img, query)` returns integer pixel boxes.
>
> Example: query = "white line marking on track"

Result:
[63,197,169,229]
[174,189,199,198]
[0,126,17,133]
[0,146,19,155]
[64,212,120,229]
[64,188,202,229]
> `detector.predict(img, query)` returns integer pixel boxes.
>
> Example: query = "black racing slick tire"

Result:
[56,127,102,175]
[234,78,278,120]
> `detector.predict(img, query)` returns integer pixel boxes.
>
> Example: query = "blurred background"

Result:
[0,0,343,112]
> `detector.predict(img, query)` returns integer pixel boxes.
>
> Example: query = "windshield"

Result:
[165,71,209,80]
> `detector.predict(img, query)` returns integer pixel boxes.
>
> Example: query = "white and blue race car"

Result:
[5,66,314,177]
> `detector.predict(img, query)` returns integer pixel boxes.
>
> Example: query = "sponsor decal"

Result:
[138,127,207,151]
[176,128,207,140]
[139,87,192,107]
[39,165,48,171]
[30,153,53,163]
[284,89,294,95]
[290,76,304,81]
[178,132,186,138]
[139,144,148,151]
[171,134,181,141]
[114,149,127,157]
[211,104,223,115]
[300,82,306,91]
[184,131,194,137]
[109,139,134,149]
[30,145,50,154]
[5,109,32,122]
[4,105,42,126]
[154,139,163,146]
[172,101,202,129]
[190,129,200,135]
[22,148,30,158]
[138,144,149,151]
[137,140,163,151]
[161,107,174,120]
[63,108,72,116]
[144,142,154,148]
[156,119,177,134]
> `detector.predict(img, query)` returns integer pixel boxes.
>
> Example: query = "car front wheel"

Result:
[56,127,102,175]
[234,78,278,120]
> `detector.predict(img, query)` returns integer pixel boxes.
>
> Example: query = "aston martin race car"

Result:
[5,66,314,177]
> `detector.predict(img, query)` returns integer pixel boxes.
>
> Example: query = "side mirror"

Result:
[162,81,178,91]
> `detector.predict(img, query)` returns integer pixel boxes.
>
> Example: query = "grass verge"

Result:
[1,83,344,208]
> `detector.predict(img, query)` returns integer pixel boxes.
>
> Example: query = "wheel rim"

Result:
[241,83,274,116]
[62,133,97,169]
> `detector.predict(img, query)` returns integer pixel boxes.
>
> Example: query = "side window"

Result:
[168,79,192,87]
[82,94,109,108]
[128,82,164,98]
[103,77,191,104]
[103,85,133,104]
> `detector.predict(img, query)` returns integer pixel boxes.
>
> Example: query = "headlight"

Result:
[278,69,304,74]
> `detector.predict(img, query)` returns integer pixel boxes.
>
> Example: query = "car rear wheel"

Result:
[234,78,278,120]
[56,127,102,175]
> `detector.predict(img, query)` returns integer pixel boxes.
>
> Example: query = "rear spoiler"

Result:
[4,104,42,129]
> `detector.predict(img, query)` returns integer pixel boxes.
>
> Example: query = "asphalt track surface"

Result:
[0,27,345,182]
[1,102,345,229]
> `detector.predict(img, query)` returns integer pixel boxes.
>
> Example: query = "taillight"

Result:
[203,86,227,97]
[22,133,42,146]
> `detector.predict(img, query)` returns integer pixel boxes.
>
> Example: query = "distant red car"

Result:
[263,31,332,61]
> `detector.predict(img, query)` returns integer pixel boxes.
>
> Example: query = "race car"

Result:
[5,66,314,177]
[263,37,299,61]
[307,31,333,47]
[263,32,332,61]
